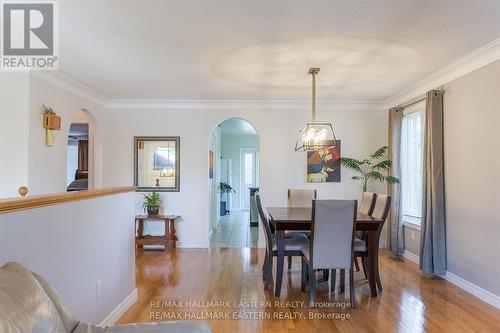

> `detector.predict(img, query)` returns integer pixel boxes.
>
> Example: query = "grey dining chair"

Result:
[359,192,377,216]
[300,199,358,307]
[354,194,391,291]
[255,193,309,290]
[286,189,317,268]
[354,192,377,271]
[288,189,317,208]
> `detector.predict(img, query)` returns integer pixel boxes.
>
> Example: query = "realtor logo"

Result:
[1,1,59,70]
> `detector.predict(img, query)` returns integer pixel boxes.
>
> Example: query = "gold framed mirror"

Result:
[134,136,180,192]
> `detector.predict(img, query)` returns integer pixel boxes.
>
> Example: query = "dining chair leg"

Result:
[361,257,368,279]
[354,257,360,271]
[376,265,383,291]
[288,256,292,270]
[330,269,336,293]
[262,251,268,279]
[339,269,345,293]
[349,268,355,308]
[309,268,316,307]
[264,255,273,290]
[301,257,306,292]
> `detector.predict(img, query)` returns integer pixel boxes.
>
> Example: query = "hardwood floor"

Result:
[118,248,500,332]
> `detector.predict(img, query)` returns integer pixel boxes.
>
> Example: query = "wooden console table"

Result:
[135,215,180,250]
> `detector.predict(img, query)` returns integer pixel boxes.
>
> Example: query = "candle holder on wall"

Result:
[42,104,61,146]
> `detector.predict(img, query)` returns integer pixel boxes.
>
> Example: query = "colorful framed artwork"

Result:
[307,140,341,183]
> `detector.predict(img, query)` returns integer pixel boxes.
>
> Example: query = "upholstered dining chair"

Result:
[300,200,357,307]
[286,189,317,268]
[354,194,391,291]
[359,192,377,216]
[255,193,309,290]
[354,192,377,270]
[288,189,317,208]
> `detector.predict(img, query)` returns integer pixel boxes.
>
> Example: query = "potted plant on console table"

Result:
[142,192,163,216]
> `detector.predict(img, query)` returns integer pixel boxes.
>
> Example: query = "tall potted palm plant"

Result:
[340,146,399,192]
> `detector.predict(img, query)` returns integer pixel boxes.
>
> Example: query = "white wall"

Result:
[443,59,500,297]
[220,133,259,210]
[0,73,30,198]
[102,107,388,248]
[27,74,104,195]
[0,192,136,324]
[0,72,105,198]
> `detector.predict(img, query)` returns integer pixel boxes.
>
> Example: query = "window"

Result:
[401,107,425,226]
[67,143,78,186]
[240,149,259,210]
[244,153,253,185]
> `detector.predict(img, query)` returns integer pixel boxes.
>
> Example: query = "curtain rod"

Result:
[399,89,445,110]
[401,97,426,110]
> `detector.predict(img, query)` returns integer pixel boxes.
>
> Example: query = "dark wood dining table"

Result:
[267,207,383,298]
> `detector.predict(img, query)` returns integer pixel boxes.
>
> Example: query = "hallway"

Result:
[209,211,258,248]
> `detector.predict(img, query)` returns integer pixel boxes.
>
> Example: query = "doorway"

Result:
[66,111,91,191]
[208,118,260,248]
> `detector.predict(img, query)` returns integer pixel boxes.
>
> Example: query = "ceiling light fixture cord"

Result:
[309,67,319,122]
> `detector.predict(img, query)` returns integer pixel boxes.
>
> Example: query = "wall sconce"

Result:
[42,104,61,146]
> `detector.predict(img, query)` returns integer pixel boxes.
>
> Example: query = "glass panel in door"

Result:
[240,150,259,209]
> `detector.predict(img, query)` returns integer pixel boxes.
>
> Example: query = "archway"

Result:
[208,117,260,248]
[66,109,102,191]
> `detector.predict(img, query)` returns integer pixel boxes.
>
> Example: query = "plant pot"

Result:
[147,206,160,216]
[220,201,227,216]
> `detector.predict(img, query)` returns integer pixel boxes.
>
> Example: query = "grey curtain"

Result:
[420,90,446,275]
[388,107,404,254]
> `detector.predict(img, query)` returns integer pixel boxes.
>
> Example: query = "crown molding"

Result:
[30,70,108,106]
[385,37,500,108]
[103,98,386,111]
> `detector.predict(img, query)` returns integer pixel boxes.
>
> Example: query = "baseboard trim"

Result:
[177,241,209,248]
[443,272,500,310]
[403,250,420,264]
[401,250,500,309]
[100,289,137,326]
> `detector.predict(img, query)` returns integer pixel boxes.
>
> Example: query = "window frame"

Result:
[401,102,425,230]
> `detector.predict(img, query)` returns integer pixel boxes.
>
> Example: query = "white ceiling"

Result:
[59,0,500,101]
[218,118,257,136]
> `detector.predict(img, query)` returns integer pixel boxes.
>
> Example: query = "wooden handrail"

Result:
[0,186,136,214]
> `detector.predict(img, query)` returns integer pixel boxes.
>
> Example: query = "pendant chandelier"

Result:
[294,68,337,152]
[160,165,175,177]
